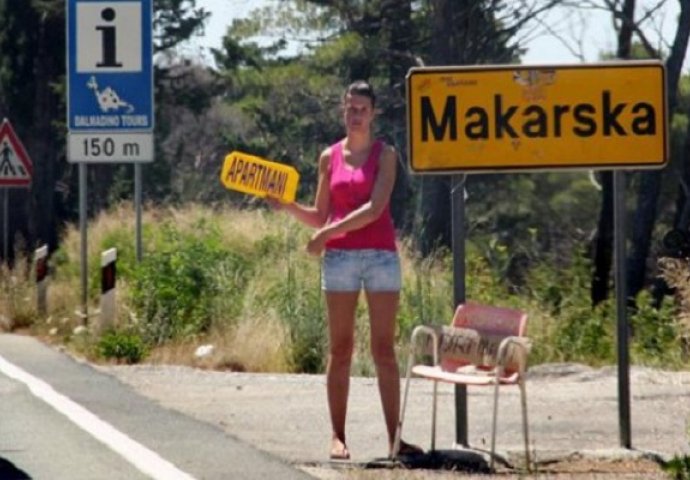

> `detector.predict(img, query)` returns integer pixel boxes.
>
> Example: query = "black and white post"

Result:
[99,247,117,332]
[35,244,48,315]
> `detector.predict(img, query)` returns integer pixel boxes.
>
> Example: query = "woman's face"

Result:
[343,93,375,134]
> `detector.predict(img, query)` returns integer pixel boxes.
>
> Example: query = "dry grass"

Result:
[0,203,477,372]
[0,258,37,331]
[659,257,690,335]
[6,203,690,377]
[215,313,292,372]
[145,313,291,372]
[45,278,82,318]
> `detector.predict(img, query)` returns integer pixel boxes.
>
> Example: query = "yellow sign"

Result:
[220,151,300,202]
[407,61,667,173]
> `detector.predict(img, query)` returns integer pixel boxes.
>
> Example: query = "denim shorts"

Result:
[322,249,401,292]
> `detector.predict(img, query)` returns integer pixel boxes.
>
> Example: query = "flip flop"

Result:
[330,440,351,461]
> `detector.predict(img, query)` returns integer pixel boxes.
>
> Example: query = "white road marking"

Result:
[0,354,196,480]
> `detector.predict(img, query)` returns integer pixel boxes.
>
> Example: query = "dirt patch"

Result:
[532,457,666,478]
[301,457,668,479]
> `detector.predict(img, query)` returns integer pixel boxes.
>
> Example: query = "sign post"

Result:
[66,0,153,320]
[67,0,154,163]
[0,119,33,263]
[407,61,667,450]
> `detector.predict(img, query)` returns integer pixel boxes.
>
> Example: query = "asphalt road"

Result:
[0,333,312,480]
[3,332,690,479]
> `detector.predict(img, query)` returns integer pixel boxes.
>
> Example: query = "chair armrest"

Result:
[496,336,532,375]
[410,325,442,366]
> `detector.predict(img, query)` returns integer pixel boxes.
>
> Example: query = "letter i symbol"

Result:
[96,8,122,67]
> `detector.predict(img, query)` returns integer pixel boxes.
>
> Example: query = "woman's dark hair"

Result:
[344,80,376,108]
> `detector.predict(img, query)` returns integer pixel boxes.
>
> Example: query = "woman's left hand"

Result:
[306,229,329,256]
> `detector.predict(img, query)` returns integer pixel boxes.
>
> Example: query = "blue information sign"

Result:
[67,0,153,132]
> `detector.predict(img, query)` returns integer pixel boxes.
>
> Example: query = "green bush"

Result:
[399,248,453,342]
[275,280,325,373]
[43,204,690,374]
[664,455,690,480]
[99,227,140,280]
[129,221,252,344]
[551,302,615,363]
[631,291,684,367]
[259,239,325,374]
[97,329,147,364]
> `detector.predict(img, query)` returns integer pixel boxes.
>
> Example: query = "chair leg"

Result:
[519,379,531,472]
[392,351,415,458]
[431,380,438,452]
[490,380,500,472]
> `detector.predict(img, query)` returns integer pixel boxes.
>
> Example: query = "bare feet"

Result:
[330,437,350,460]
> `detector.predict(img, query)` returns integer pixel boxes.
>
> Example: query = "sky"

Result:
[182,0,689,69]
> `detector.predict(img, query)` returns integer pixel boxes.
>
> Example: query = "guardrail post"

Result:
[98,248,117,333]
[35,244,48,316]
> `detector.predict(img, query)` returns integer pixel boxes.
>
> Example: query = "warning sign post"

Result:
[0,119,33,187]
[0,118,33,262]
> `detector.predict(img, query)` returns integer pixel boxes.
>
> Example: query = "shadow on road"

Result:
[364,449,493,473]
[0,456,31,479]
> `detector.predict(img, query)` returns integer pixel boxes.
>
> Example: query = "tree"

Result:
[583,0,690,305]
[0,0,211,263]
[0,0,65,261]
[416,0,531,254]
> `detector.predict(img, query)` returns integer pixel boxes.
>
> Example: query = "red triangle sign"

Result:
[0,118,33,187]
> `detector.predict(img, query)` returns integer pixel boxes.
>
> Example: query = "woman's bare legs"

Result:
[325,291,359,459]
[365,291,401,454]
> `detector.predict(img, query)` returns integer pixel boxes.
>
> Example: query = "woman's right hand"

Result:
[265,195,285,211]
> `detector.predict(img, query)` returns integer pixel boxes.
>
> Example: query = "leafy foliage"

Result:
[2,1,690,375]
[129,221,252,344]
[98,329,148,364]
[664,455,690,480]
[630,291,684,366]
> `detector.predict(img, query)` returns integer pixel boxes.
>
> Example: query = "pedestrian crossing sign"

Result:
[0,119,33,187]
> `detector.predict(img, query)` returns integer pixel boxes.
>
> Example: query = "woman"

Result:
[271,80,420,460]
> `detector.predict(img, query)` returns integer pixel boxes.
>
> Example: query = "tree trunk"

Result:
[629,0,690,302]
[418,176,452,255]
[669,0,690,232]
[590,0,635,306]
[382,0,414,231]
[28,12,62,253]
[591,172,614,305]
[416,0,453,253]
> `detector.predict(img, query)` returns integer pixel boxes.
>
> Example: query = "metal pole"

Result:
[79,163,88,323]
[135,164,142,262]
[2,188,7,263]
[451,174,468,447]
[613,170,631,448]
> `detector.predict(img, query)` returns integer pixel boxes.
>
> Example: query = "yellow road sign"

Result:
[407,61,667,173]
[220,151,300,202]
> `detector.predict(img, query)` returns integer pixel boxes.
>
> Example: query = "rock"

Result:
[73,325,88,336]
[194,344,215,359]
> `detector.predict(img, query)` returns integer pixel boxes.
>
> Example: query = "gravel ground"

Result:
[98,362,690,478]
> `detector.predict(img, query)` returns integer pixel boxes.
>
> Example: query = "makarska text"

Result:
[420,90,657,141]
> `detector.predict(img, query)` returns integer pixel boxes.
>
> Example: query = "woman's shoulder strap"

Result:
[328,140,344,172]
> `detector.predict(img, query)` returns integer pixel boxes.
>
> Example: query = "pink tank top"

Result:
[325,139,397,251]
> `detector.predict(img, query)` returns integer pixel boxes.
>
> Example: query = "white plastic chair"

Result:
[393,302,531,471]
